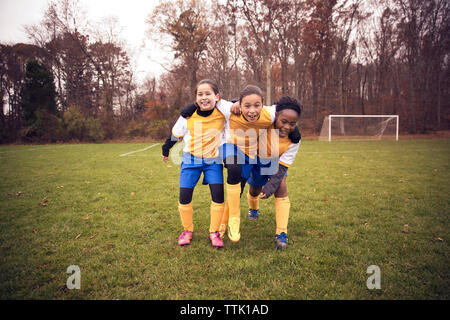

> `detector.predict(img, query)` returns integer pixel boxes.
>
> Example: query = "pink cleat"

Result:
[178,230,193,246]
[209,232,224,248]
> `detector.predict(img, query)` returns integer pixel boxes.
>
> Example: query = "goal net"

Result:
[319,115,399,141]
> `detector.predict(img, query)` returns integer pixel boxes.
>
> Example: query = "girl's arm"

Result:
[260,164,288,198]
[261,140,300,198]
[289,126,301,143]
[162,134,180,161]
[161,116,187,161]
[180,103,197,118]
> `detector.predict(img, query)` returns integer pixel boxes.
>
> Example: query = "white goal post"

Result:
[319,115,399,141]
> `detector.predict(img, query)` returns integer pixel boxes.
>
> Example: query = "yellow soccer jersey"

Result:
[258,124,300,167]
[172,107,225,159]
[216,99,276,158]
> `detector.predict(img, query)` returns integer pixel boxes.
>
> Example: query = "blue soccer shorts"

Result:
[179,152,223,189]
[248,157,286,188]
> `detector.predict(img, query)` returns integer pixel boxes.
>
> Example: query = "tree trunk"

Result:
[264,54,271,105]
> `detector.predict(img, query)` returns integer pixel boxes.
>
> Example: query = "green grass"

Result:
[0,138,449,299]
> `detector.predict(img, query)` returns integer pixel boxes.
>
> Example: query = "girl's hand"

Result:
[230,101,241,115]
[259,192,268,199]
[162,156,169,162]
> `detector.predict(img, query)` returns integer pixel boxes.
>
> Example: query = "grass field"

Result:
[0,138,449,300]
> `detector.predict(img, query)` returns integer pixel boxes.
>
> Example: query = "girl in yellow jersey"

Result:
[246,96,302,250]
[162,79,226,248]
[217,85,276,242]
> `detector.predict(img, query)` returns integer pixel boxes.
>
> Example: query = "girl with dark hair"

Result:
[161,79,226,248]
[246,96,302,250]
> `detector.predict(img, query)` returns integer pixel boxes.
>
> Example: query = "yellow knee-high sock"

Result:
[226,183,241,219]
[220,201,230,226]
[209,201,225,233]
[178,202,194,232]
[247,192,259,211]
[275,196,290,235]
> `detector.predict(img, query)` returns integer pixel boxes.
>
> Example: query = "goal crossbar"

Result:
[325,115,399,141]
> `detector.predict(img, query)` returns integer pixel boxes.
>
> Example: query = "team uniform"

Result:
[248,124,300,189]
[171,107,225,188]
[215,100,276,242]
[162,106,226,247]
[247,124,301,248]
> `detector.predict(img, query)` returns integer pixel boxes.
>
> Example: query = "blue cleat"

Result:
[275,232,289,250]
[248,209,260,220]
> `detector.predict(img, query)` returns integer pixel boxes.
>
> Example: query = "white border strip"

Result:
[119,143,160,157]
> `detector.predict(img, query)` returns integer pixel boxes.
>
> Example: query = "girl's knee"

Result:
[226,164,241,185]
[274,177,288,198]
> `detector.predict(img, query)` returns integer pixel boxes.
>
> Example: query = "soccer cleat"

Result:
[218,223,227,239]
[227,217,241,242]
[209,232,224,248]
[275,232,289,250]
[248,209,260,220]
[177,230,193,246]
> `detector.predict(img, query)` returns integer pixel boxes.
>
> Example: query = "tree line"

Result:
[1,0,449,143]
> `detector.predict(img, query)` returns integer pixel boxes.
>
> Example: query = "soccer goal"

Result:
[319,115,399,141]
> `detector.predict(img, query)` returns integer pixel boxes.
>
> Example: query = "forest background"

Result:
[1,0,449,143]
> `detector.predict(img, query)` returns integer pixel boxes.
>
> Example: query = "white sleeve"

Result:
[216,99,233,120]
[264,105,277,124]
[279,141,300,167]
[171,116,187,138]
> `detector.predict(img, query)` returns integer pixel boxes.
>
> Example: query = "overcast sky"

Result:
[0,0,168,82]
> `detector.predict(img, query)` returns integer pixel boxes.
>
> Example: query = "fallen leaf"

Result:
[305,256,311,260]
[89,235,96,239]
[75,233,81,239]
[437,237,444,242]
[38,197,49,206]
[83,217,89,221]
[130,192,135,196]
[8,191,23,196]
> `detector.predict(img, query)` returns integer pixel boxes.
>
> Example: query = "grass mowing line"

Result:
[118,143,160,157]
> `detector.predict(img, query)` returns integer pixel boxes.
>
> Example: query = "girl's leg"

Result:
[247,185,262,219]
[209,183,224,233]
[224,155,242,242]
[178,188,194,232]
[274,177,290,235]
[220,177,248,232]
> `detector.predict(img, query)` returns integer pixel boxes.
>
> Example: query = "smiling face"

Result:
[196,83,219,111]
[241,94,263,122]
[275,109,299,137]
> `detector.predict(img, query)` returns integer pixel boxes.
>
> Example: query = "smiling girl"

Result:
[218,85,276,242]
[246,96,302,250]
[161,79,225,248]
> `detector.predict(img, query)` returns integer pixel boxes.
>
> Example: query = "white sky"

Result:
[0,0,169,83]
